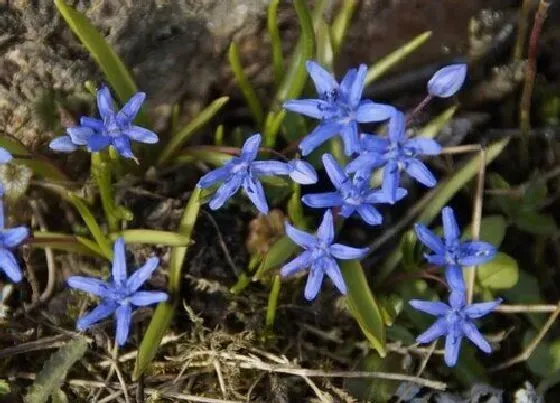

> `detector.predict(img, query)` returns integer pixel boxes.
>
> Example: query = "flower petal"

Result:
[356,100,394,123]
[285,221,316,249]
[208,174,243,210]
[0,249,22,283]
[111,238,127,287]
[67,126,94,145]
[115,304,132,346]
[280,250,313,277]
[288,159,318,184]
[340,204,356,218]
[449,290,466,309]
[80,116,104,130]
[340,68,357,99]
[242,175,269,214]
[445,266,465,293]
[458,241,497,266]
[302,192,343,209]
[360,134,390,153]
[96,86,115,120]
[123,126,159,144]
[317,210,335,244]
[67,276,112,298]
[364,187,407,204]
[416,317,447,344]
[2,227,29,248]
[463,298,502,318]
[324,258,347,295]
[116,92,146,126]
[425,254,446,266]
[300,123,341,156]
[348,64,368,108]
[409,299,449,316]
[197,164,232,188]
[304,265,325,301]
[405,159,437,187]
[382,160,400,204]
[76,301,117,331]
[126,257,160,293]
[405,137,442,156]
[461,320,491,353]
[444,333,463,367]
[241,134,261,163]
[113,135,135,159]
[86,134,111,153]
[305,60,339,97]
[345,152,385,174]
[282,99,336,120]
[340,121,360,156]
[129,291,168,306]
[388,110,406,143]
[414,223,445,255]
[355,204,382,226]
[0,148,13,164]
[251,161,290,176]
[442,206,461,245]
[322,153,348,189]
[428,64,467,98]
[330,243,369,260]
[50,136,78,153]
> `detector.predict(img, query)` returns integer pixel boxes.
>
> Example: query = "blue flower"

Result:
[410,290,501,367]
[67,238,167,346]
[197,134,317,213]
[0,148,13,164]
[345,110,442,203]
[283,61,394,156]
[281,210,369,300]
[414,206,497,292]
[427,64,467,98]
[50,86,158,161]
[0,187,28,283]
[302,154,407,225]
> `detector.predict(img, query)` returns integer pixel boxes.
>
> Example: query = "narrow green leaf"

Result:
[254,236,298,280]
[515,212,558,235]
[365,31,432,85]
[229,42,264,128]
[30,231,103,258]
[331,0,357,55]
[109,229,191,246]
[263,110,286,148]
[267,0,285,86]
[157,97,229,166]
[54,0,138,105]
[134,187,202,379]
[91,153,119,232]
[477,252,519,290]
[214,124,224,146]
[174,149,232,167]
[265,275,282,332]
[420,106,458,139]
[287,182,306,229]
[275,0,314,102]
[24,336,88,403]
[340,260,386,356]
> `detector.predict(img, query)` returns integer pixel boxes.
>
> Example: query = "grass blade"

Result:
[340,260,386,356]
[134,187,202,379]
[157,97,229,166]
[229,42,264,129]
[365,31,432,85]
[268,0,285,86]
[109,229,192,246]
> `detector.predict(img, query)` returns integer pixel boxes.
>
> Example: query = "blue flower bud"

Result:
[427,64,467,98]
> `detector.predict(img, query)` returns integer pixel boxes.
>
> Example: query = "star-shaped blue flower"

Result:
[50,86,158,162]
[281,210,369,300]
[197,134,317,214]
[0,187,29,283]
[345,109,442,203]
[67,238,167,346]
[410,290,501,367]
[302,154,407,225]
[283,61,394,156]
[414,206,497,292]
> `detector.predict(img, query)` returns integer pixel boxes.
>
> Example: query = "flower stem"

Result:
[91,152,120,233]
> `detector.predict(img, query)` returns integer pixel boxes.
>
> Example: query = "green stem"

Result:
[91,152,119,233]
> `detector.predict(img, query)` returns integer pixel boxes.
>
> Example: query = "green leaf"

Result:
[30,231,104,258]
[340,259,386,356]
[24,336,88,403]
[345,352,402,402]
[267,0,285,86]
[0,380,10,395]
[254,236,298,280]
[515,212,558,235]
[109,229,192,246]
[365,31,432,85]
[462,215,508,248]
[134,187,202,380]
[287,182,306,229]
[54,0,139,108]
[503,270,546,328]
[330,0,357,55]
[420,106,458,139]
[228,42,264,128]
[174,148,232,167]
[157,97,229,166]
[274,0,314,102]
[265,275,282,333]
[263,110,286,148]
[91,153,120,232]
[526,332,560,378]
[477,252,519,290]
